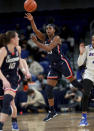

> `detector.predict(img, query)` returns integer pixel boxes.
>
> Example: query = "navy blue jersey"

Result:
[1,46,20,87]
[45,37,66,64]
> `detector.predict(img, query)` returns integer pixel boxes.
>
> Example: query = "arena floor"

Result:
[4,113,94,131]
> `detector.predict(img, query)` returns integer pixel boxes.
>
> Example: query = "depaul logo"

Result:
[89,53,94,56]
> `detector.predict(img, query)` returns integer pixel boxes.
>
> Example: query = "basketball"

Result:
[24,0,37,12]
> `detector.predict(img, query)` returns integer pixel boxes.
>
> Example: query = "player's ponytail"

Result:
[0,33,6,48]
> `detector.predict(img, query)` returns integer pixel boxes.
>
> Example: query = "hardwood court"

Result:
[4,113,94,131]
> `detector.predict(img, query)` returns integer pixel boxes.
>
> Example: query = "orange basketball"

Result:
[24,0,37,12]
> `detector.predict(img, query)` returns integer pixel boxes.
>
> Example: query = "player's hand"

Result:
[24,13,34,21]
[79,43,86,55]
[70,93,75,96]
[3,79,11,89]
[25,72,31,80]
[53,36,62,45]
[31,35,37,43]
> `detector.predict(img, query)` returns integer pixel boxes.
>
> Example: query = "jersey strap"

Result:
[4,46,9,54]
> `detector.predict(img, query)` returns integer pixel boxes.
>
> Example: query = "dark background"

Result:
[0,0,94,13]
[0,0,94,40]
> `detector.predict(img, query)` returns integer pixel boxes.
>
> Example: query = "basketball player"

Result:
[25,13,83,122]
[0,31,31,131]
[78,35,94,126]
[0,58,31,131]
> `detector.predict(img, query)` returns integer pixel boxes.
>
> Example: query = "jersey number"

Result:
[9,63,16,69]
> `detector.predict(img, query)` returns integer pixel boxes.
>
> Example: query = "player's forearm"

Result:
[30,20,45,41]
[77,55,86,66]
[35,40,57,52]
[21,59,30,74]
[77,50,87,67]
[19,59,27,75]
[0,70,7,81]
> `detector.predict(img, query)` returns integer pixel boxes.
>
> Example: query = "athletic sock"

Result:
[49,106,55,112]
[0,122,3,130]
[12,117,17,123]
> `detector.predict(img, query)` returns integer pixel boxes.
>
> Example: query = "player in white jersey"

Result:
[77,35,94,126]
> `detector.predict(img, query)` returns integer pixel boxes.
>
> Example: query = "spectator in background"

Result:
[20,89,46,113]
[27,72,47,91]
[27,33,38,49]
[27,33,39,58]
[19,33,26,47]
[15,24,21,35]
[26,25,32,39]
[76,65,85,82]
[60,25,75,61]
[35,72,47,90]
[21,40,30,59]
[27,56,44,76]
[64,85,82,111]
[60,25,70,40]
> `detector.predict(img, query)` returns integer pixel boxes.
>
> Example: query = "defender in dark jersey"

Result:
[25,13,83,121]
[0,31,30,131]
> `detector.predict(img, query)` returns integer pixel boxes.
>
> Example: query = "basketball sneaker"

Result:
[43,110,58,122]
[12,122,19,131]
[79,117,88,127]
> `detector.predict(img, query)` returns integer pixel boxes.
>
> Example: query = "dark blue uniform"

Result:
[0,46,20,94]
[45,38,73,80]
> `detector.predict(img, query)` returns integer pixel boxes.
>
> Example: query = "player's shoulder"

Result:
[86,44,93,50]
[0,47,7,56]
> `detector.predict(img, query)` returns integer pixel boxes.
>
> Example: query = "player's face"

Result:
[11,33,19,47]
[46,26,55,36]
[91,35,94,48]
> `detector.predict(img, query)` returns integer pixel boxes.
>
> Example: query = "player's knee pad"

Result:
[2,94,13,114]
[45,85,54,99]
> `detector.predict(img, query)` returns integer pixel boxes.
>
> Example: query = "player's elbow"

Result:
[77,60,83,67]
[77,62,83,67]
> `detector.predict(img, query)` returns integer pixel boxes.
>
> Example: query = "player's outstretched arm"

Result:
[31,35,61,52]
[25,13,46,42]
